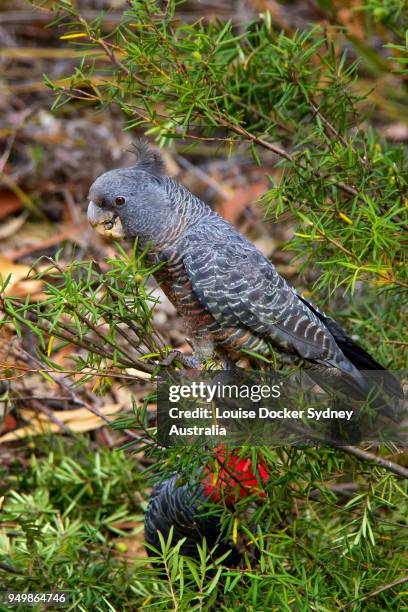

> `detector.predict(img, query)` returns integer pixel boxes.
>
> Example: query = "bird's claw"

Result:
[159,350,201,369]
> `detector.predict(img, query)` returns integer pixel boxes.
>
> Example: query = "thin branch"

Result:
[5,347,151,445]
[308,98,351,151]
[70,14,363,204]
[0,359,150,383]
[346,573,408,607]
[0,561,26,576]
[31,399,74,435]
[339,445,408,479]
[312,226,408,290]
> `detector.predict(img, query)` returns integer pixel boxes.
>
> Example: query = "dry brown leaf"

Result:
[0,256,32,293]
[50,343,76,367]
[0,403,124,443]
[19,402,123,424]
[0,192,23,220]
[160,149,179,176]
[0,412,18,435]
[217,179,269,223]
[253,237,277,257]
[125,368,152,381]
[332,0,365,39]
[0,256,46,299]
[0,211,29,240]
[113,531,147,560]
[276,264,298,277]
[6,279,45,299]
[3,222,88,261]
[383,123,408,142]
[0,420,63,442]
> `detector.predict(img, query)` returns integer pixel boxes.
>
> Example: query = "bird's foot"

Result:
[221,357,239,371]
[159,350,201,369]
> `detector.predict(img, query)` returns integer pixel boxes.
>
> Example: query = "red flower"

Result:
[202,448,269,504]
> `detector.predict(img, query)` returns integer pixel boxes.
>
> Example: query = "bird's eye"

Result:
[115,196,126,206]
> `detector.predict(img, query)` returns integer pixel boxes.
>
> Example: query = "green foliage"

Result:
[359,0,407,26]
[2,1,407,609]
[0,438,407,610]
[1,244,166,379]
[40,0,407,363]
[0,437,144,610]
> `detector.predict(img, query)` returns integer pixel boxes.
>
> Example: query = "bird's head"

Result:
[87,141,167,241]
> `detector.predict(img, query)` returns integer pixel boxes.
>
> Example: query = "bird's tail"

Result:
[297,294,404,403]
[328,326,403,401]
[145,453,270,561]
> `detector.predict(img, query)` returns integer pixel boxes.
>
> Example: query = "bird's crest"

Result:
[130,140,166,177]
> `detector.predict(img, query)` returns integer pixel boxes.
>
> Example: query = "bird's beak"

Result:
[87,201,126,240]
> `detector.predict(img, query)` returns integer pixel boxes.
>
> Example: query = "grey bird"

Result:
[144,474,238,561]
[87,142,402,401]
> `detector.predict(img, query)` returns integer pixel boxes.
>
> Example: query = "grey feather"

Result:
[87,151,403,402]
[129,140,166,177]
[183,218,352,369]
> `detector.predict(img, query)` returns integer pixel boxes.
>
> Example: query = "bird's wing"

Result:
[183,225,345,364]
[296,294,404,398]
